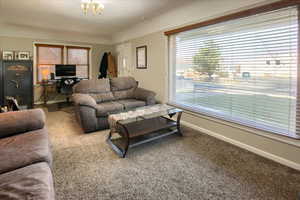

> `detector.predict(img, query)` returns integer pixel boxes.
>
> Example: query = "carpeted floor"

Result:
[45,107,300,200]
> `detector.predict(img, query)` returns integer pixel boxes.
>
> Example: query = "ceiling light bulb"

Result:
[81,0,90,15]
[80,0,104,16]
[91,0,104,15]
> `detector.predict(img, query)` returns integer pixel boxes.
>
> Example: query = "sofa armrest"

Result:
[72,93,97,108]
[0,109,45,138]
[134,88,156,105]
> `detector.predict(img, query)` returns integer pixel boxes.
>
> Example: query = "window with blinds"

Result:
[36,45,63,82]
[36,44,91,82]
[169,6,299,138]
[67,47,90,79]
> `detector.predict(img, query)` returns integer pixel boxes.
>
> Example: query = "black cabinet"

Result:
[0,60,33,108]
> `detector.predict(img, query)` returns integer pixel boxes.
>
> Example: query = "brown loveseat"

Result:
[72,77,156,133]
[0,109,54,200]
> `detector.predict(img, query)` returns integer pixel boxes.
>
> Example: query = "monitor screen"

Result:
[55,65,76,77]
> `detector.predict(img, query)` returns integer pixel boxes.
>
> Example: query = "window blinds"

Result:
[67,47,90,79]
[36,45,63,82]
[169,6,299,138]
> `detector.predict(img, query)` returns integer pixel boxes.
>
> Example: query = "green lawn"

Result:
[182,93,295,131]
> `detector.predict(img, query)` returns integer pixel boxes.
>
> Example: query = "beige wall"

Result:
[119,31,300,169]
[129,32,166,102]
[0,36,114,103]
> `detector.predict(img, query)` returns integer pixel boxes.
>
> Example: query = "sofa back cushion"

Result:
[0,109,45,139]
[110,77,138,100]
[73,79,114,103]
[73,79,110,93]
[89,93,114,103]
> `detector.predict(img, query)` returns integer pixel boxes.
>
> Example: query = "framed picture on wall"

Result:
[2,51,14,60]
[17,51,30,60]
[136,46,147,69]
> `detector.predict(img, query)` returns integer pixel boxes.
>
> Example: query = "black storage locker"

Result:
[0,60,33,109]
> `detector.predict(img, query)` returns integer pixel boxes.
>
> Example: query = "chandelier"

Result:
[81,0,104,15]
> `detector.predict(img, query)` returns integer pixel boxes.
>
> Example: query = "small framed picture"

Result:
[17,51,30,60]
[2,51,14,60]
[136,46,147,69]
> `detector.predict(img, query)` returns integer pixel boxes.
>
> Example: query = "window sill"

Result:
[168,102,300,148]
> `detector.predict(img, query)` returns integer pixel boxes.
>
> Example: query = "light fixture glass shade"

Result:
[81,0,90,15]
[81,0,104,15]
[91,0,104,15]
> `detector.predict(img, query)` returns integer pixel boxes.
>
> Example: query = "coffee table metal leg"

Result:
[106,130,125,158]
[168,113,176,118]
[108,130,112,139]
[119,124,130,158]
[177,112,183,136]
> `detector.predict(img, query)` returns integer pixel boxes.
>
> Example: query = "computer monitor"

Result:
[55,65,76,77]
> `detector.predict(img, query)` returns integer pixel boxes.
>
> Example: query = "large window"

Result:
[36,44,90,82]
[169,6,299,138]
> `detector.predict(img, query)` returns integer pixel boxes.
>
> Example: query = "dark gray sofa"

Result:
[0,109,54,200]
[72,77,156,133]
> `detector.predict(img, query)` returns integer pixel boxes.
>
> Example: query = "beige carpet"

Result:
[45,107,300,200]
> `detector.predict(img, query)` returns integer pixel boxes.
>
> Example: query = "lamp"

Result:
[41,68,50,82]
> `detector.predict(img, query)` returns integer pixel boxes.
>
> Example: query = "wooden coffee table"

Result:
[107,104,183,158]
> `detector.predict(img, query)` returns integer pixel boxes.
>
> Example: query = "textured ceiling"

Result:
[0,0,197,38]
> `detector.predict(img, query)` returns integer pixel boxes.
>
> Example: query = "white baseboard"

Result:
[181,120,300,171]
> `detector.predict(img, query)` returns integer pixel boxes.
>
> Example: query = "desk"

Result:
[40,78,82,105]
[40,81,56,105]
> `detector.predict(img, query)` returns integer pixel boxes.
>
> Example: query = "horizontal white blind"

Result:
[169,6,299,138]
[67,48,89,79]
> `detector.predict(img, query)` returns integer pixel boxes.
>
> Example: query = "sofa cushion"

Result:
[0,162,54,200]
[90,92,115,103]
[0,109,45,139]
[95,101,124,117]
[0,128,52,174]
[116,99,146,110]
[110,77,138,100]
[110,77,137,91]
[73,79,111,94]
[112,88,136,100]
